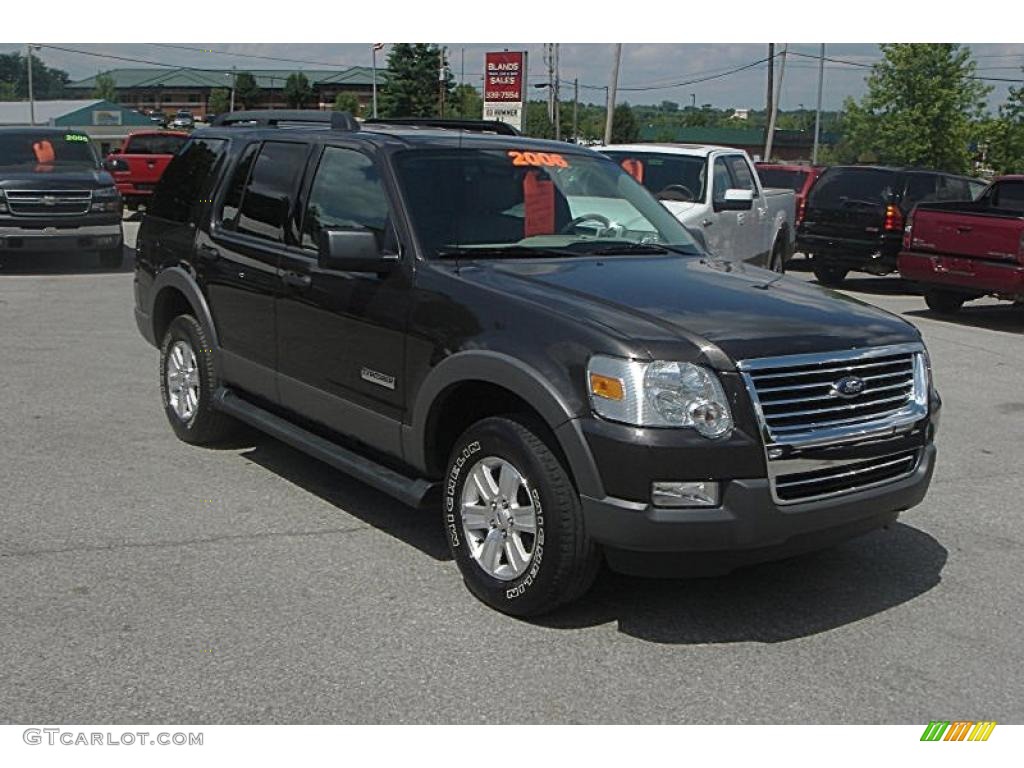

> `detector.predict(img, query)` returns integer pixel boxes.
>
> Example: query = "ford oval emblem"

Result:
[833,375,866,398]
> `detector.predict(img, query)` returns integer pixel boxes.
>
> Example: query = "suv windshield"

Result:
[394,148,699,257]
[809,167,896,209]
[0,132,98,170]
[757,168,808,192]
[601,150,707,202]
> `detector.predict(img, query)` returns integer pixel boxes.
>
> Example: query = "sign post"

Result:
[483,51,527,132]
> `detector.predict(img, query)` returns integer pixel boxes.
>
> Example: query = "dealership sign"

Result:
[483,51,527,132]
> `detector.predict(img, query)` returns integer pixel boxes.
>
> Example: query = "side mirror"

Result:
[713,188,755,212]
[104,157,129,173]
[318,228,398,274]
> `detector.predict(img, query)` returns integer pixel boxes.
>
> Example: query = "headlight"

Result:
[587,355,733,438]
[91,186,122,212]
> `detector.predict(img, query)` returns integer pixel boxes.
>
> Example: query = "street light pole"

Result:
[764,43,787,161]
[603,43,622,146]
[229,66,236,112]
[572,77,578,143]
[27,44,36,126]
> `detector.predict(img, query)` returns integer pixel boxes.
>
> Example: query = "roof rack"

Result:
[363,118,520,136]
[211,110,359,131]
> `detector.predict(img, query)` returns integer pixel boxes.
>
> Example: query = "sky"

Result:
[3,42,1023,112]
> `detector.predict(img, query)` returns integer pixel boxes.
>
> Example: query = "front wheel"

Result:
[812,260,848,287]
[443,416,600,616]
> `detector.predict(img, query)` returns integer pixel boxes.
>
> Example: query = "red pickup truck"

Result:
[754,162,824,228]
[899,176,1024,314]
[106,131,188,210]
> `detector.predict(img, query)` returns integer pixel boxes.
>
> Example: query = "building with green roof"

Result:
[66,67,385,119]
[637,125,839,162]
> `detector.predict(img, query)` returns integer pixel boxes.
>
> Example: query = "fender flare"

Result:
[402,350,604,498]
[147,267,221,351]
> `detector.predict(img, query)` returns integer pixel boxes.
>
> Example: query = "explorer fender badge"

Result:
[360,367,396,390]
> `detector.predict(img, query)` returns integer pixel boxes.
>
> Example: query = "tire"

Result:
[99,247,123,269]
[924,289,966,315]
[443,416,600,617]
[158,314,238,445]
[812,260,848,287]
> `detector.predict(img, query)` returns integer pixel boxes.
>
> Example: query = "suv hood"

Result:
[0,168,113,190]
[458,255,919,363]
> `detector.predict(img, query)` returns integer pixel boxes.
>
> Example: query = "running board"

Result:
[213,388,438,509]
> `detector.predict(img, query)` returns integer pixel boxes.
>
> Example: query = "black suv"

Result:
[133,111,940,615]
[798,165,981,286]
[0,127,124,268]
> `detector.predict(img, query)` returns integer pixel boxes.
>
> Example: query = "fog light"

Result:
[651,481,720,508]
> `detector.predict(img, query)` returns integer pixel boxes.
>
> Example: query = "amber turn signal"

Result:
[589,373,625,401]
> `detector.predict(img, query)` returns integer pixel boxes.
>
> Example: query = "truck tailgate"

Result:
[909,208,1023,263]
[114,155,174,188]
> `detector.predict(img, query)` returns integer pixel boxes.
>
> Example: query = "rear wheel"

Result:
[443,416,600,616]
[924,289,967,315]
[159,314,238,444]
[812,260,848,287]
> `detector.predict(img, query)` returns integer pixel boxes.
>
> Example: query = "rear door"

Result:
[275,144,410,457]
[205,139,311,402]
[803,167,896,240]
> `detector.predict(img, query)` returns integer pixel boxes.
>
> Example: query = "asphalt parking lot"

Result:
[1,228,1022,724]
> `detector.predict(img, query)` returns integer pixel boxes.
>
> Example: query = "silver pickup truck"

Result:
[601,143,796,271]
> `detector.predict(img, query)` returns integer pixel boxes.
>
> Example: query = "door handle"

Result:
[702,219,713,227]
[956,226,973,233]
[282,270,312,289]
[197,244,219,260]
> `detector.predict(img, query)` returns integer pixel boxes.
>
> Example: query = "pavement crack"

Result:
[0,524,370,559]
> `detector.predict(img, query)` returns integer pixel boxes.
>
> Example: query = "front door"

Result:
[704,154,742,258]
[276,144,410,458]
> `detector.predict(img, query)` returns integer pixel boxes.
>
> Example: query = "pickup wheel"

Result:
[443,416,600,617]
[98,247,123,269]
[159,314,238,445]
[924,289,967,315]
[812,260,848,287]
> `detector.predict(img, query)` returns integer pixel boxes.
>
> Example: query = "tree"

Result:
[524,101,554,139]
[92,73,117,102]
[284,72,312,109]
[660,100,679,113]
[207,88,230,116]
[451,83,482,120]
[983,81,1024,174]
[611,103,639,143]
[380,43,453,118]
[233,71,261,109]
[0,51,70,100]
[332,92,362,117]
[835,44,990,173]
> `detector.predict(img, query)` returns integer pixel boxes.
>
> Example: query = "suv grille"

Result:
[738,344,929,504]
[774,450,920,503]
[5,189,93,217]
[744,350,918,442]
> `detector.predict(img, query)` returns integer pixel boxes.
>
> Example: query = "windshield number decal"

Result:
[64,134,90,143]
[508,151,569,169]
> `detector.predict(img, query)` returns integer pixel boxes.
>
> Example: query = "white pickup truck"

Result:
[601,144,796,271]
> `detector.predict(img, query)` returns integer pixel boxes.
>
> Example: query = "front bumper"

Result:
[583,443,935,576]
[0,222,123,253]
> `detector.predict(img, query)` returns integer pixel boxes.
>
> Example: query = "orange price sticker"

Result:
[507,150,570,169]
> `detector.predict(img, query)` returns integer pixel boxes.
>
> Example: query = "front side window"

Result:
[392,148,699,259]
[235,141,309,244]
[725,155,756,193]
[301,146,394,252]
[220,142,258,226]
[712,157,733,202]
[148,137,227,223]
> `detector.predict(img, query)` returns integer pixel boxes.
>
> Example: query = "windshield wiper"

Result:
[574,242,698,256]
[436,245,582,259]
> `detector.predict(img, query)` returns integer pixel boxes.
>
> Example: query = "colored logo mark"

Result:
[920,721,996,742]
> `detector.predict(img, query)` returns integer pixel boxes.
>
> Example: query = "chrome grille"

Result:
[774,450,920,503]
[738,344,930,504]
[5,189,92,217]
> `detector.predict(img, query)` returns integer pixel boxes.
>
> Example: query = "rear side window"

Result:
[903,174,940,207]
[301,146,394,252]
[124,134,187,155]
[220,142,259,226]
[757,168,807,192]
[147,137,227,223]
[992,181,1024,212]
[234,141,308,243]
[936,176,970,202]
[809,168,896,208]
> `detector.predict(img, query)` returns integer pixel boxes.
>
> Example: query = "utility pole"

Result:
[545,44,555,126]
[553,43,561,141]
[572,77,579,143]
[604,43,622,146]
[764,43,787,161]
[812,43,825,165]
[229,66,236,112]
[766,43,775,128]
[27,44,36,126]
[438,48,447,118]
